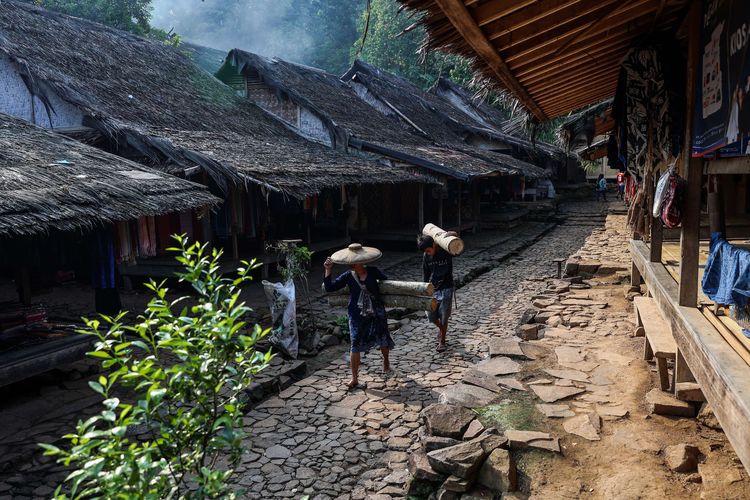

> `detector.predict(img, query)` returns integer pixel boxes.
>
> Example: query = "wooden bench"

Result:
[634,296,677,391]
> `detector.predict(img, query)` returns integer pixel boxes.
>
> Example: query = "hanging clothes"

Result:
[91,228,116,289]
[179,210,194,242]
[137,216,157,257]
[702,233,750,307]
[114,221,135,264]
[612,40,685,177]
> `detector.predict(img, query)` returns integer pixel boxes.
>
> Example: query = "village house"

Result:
[0,0,434,279]
[217,49,549,241]
[0,112,218,386]
[397,0,750,479]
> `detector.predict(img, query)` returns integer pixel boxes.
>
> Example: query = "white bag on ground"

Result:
[262,279,299,359]
[653,167,673,217]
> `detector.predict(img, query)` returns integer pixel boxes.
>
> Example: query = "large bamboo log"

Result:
[322,280,434,297]
[423,223,465,255]
[327,294,437,312]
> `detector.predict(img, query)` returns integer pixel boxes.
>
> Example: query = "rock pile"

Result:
[407,404,519,499]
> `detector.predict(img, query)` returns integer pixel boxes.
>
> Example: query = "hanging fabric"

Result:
[115,220,135,264]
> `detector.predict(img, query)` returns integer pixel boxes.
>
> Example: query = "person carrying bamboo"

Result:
[418,233,456,352]
[323,243,394,390]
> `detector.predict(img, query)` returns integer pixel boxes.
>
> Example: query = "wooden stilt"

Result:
[678,1,703,308]
[418,184,425,231]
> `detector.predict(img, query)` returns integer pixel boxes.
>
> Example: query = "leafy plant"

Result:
[335,315,350,337]
[266,241,316,329]
[40,236,272,499]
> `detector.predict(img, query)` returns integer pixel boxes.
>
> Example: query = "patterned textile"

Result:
[621,47,672,175]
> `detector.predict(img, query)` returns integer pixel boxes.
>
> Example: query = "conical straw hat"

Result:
[330,243,382,265]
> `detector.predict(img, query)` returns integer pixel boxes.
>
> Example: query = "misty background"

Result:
[151,0,364,74]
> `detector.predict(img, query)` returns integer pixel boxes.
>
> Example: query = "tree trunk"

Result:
[422,223,465,255]
[323,280,434,297]
[327,294,437,311]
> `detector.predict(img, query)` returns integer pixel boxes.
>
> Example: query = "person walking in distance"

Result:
[418,233,455,352]
[596,173,608,202]
[616,171,625,201]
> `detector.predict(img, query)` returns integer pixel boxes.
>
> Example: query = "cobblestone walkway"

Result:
[232,205,604,499]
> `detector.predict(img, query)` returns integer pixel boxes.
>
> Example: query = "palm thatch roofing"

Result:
[558,99,614,152]
[181,42,230,75]
[226,49,544,180]
[430,76,567,160]
[342,60,556,176]
[0,113,219,237]
[0,1,429,198]
[395,0,690,121]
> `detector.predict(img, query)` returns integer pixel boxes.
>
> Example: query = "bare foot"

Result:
[436,343,446,353]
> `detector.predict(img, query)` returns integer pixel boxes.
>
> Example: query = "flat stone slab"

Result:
[596,405,629,418]
[555,346,585,364]
[475,357,522,376]
[536,404,575,418]
[462,368,506,394]
[646,388,696,417]
[427,434,508,479]
[505,430,560,453]
[488,338,526,358]
[438,384,500,408]
[530,384,586,403]
[563,414,601,441]
[421,404,476,439]
[596,351,634,366]
[544,368,589,383]
[497,378,526,391]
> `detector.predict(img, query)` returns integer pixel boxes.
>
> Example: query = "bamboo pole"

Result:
[328,294,437,312]
[423,223,465,255]
[322,280,434,296]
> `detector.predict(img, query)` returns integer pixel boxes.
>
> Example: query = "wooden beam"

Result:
[706,156,750,175]
[649,126,664,263]
[537,87,620,116]
[631,240,750,475]
[530,65,621,100]
[485,0,622,46]
[540,87,618,117]
[552,0,640,56]
[432,0,548,120]
[472,0,540,27]
[502,2,666,65]
[678,0,701,308]
[516,38,634,82]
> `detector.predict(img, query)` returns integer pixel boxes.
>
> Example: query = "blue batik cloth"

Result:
[702,232,750,309]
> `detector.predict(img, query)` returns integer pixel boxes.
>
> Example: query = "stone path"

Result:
[229,205,601,498]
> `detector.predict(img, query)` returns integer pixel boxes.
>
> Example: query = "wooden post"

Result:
[648,123,663,263]
[708,175,726,237]
[457,184,462,235]
[418,184,425,231]
[438,186,444,227]
[631,261,642,287]
[472,182,480,233]
[678,0,703,308]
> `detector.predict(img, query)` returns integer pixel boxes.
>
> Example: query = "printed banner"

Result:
[693,0,750,156]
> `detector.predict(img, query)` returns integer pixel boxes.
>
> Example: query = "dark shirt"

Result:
[423,249,454,291]
[324,266,388,322]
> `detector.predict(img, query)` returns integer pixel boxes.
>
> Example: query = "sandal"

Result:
[436,343,446,353]
[346,381,367,391]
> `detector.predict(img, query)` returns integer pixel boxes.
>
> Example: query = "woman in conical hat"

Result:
[323,243,394,390]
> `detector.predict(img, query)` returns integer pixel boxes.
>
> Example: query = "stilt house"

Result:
[396,0,750,477]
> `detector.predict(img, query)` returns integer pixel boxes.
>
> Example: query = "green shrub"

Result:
[41,237,272,499]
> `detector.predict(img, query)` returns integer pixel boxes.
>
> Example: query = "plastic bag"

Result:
[652,167,673,217]
[262,279,299,359]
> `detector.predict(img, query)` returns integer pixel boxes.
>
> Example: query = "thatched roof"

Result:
[558,99,614,152]
[342,60,554,176]
[0,112,219,237]
[181,42,230,75]
[0,1,427,198]
[430,76,567,160]
[226,49,544,180]
[395,0,689,121]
